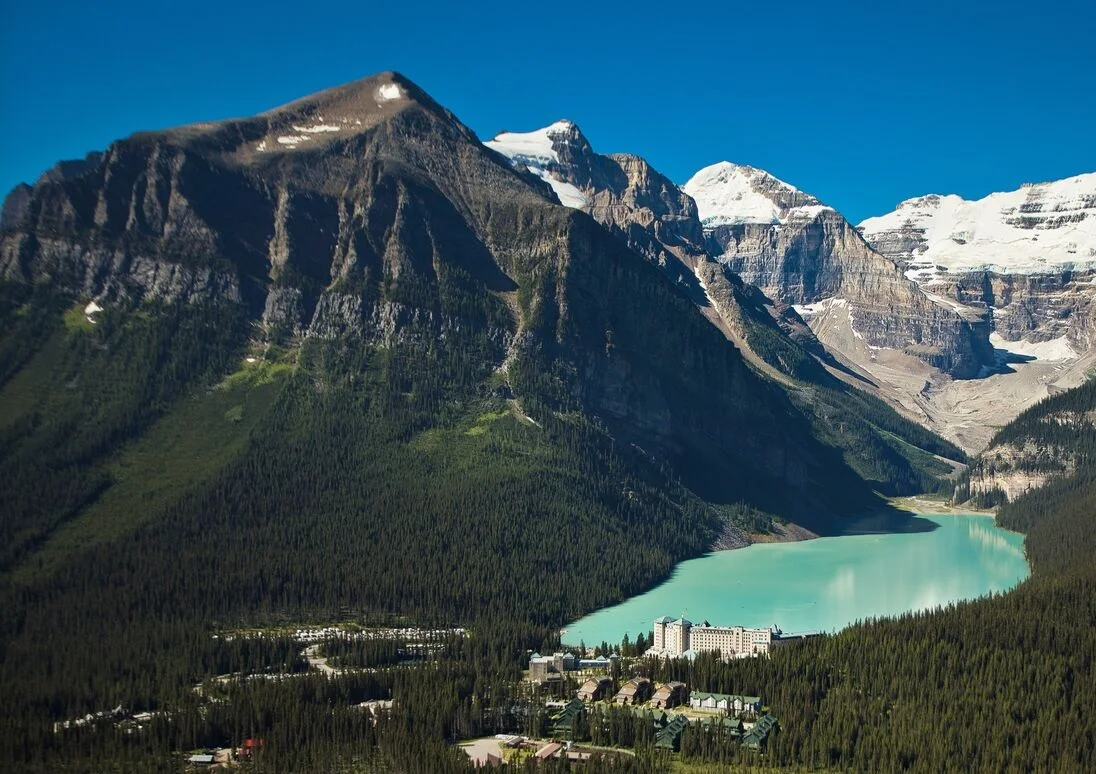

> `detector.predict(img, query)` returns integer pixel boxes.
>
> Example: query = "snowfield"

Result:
[682,161,826,227]
[990,333,1078,363]
[859,172,1096,276]
[484,121,574,168]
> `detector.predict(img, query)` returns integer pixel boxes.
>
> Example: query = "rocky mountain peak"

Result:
[102,71,480,176]
[484,120,589,161]
[857,172,1096,404]
[220,71,474,160]
[681,159,995,379]
[683,162,829,227]
[483,120,597,208]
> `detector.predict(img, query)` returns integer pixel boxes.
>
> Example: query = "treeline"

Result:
[744,309,964,496]
[990,376,1096,450]
[955,375,1096,502]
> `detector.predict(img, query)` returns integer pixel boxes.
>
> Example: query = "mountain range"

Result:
[0,71,965,613]
[485,120,1096,453]
[1,69,1094,773]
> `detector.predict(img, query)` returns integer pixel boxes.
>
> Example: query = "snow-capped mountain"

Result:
[858,172,1096,280]
[484,129,1090,452]
[683,161,832,227]
[483,121,589,208]
[680,160,993,379]
[485,121,829,375]
[859,173,1096,353]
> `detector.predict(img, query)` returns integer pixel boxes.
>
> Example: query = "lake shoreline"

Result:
[563,512,1029,648]
[889,494,997,517]
[735,495,985,553]
[746,520,818,546]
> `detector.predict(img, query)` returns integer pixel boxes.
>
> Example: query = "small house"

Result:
[614,677,653,705]
[535,741,563,761]
[651,681,688,709]
[577,676,612,702]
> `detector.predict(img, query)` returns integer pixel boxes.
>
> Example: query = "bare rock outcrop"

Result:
[683,163,994,378]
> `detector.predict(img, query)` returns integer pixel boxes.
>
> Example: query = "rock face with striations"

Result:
[965,380,1096,502]
[858,173,1096,356]
[682,162,995,378]
[483,122,826,371]
[485,121,708,292]
[1,75,530,341]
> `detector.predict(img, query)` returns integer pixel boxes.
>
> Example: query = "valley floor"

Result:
[813,307,1096,454]
[888,494,995,516]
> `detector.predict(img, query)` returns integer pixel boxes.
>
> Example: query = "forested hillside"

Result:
[957,374,1095,504]
[990,376,1096,455]
[4,379,1093,772]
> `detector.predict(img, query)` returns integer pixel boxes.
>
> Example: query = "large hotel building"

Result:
[647,616,774,659]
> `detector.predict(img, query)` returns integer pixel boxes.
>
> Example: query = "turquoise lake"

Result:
[563,514,1029,646]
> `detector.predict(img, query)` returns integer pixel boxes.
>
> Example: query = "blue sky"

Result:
[2,0,1093,223]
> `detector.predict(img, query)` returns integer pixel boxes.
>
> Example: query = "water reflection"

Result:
[564,515,1029,646]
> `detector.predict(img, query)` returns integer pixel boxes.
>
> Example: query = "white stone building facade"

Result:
[648,616,773,659]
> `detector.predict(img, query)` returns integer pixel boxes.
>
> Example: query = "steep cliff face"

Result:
[859,173,1096,354]
[483,121,810,374]
[968,442,1076,501]
[1,74,549,346]
[485,121,709,293]
[682,162,994,378]
[1,72,915,527]
[928,269,1096,350]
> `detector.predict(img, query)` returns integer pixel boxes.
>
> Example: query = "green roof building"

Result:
[742,713,779,749]
[654,714,691,751]
[549,699,585,737]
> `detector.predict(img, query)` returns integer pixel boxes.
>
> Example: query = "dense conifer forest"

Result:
[1,277,1094,771]
[989,377,1096,464]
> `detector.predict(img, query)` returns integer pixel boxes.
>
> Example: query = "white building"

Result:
[648,616,774,659]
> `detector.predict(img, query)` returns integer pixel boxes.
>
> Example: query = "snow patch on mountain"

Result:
[792,297,847,318]
[375,83,403,102]
[526,165,587,208]
[990,333,1078,362]
[483,121,586,209]
[292,123,342,134]
[859,172,1096,276]
[785,204,834,221]
[484,121,574,168]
